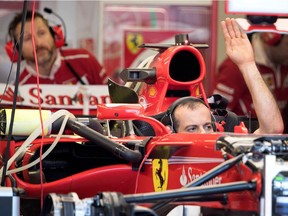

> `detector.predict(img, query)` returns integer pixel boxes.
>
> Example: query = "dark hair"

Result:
[8,11,49,41]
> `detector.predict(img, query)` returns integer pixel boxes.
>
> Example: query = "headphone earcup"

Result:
[51,25,65,48]
[160,113,173,129]
[6,25,65,62]
[262,32,283,46]
[5,40,19,62]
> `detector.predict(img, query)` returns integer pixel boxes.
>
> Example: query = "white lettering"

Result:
[180,166,222,186]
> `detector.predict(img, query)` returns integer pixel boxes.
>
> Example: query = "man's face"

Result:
[14,17,56,66]
[174,103,214,133]
[271,35,288,66]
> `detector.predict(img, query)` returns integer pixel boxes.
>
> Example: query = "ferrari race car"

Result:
[0,34,287,216]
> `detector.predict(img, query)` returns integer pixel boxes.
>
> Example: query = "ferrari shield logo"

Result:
[152,159,168,191]
[126,33,143,54]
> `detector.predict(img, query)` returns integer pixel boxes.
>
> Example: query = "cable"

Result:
[0,110,74,178]
[43,7,67,43]
[43,7,87,85]
[60,51,87,85]
[31,2,48,206]
[1,0,28,186]
[5,111,73,175]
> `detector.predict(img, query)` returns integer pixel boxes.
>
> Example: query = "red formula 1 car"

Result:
[0,34,287,216]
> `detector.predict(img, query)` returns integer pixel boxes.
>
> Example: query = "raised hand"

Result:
[221,18,255,67]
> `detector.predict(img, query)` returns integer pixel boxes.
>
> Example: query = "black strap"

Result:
[60,50,86,85]
[64,60,86,85]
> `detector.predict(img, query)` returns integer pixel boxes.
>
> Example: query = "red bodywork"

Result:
[0,41,261,214]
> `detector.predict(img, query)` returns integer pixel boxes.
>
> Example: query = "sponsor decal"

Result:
[148,85,157,97]
[180,166,222,186]
[139,95,148,109]
[146,156,224,188]
[0,86,24,102]
[126,32,143,54]
[0,84,110,109]
[152,159,168,191]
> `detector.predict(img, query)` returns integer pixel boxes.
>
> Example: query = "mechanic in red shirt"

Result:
[7,10,108,85]
[213,24,288,118]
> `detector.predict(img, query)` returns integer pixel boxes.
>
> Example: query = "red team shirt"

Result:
[17,49,107,85]
[213,34,288,117]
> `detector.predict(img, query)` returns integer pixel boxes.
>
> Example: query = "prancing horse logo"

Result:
[152,159,168,191]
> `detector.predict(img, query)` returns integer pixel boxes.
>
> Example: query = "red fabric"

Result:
[214,58,288,117]
[18,49,107,85]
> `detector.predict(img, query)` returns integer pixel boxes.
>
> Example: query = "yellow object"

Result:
[1,109,52,136]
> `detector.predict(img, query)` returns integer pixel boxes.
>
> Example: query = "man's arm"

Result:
[221,18,283,134]
[213,58,248,115]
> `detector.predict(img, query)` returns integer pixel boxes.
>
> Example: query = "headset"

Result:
[5,11,65,62]
[246,15,283,46]
[160,96,217,133]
